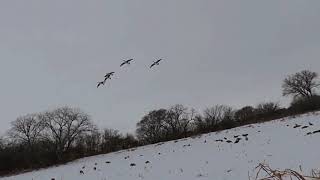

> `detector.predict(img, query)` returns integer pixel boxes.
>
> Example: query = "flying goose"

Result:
[97,81,105,88]
[120,59,133,67]
[150,59,163,68]
[104,72,115,78]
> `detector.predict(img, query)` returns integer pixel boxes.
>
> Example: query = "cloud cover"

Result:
[0,0,320,134]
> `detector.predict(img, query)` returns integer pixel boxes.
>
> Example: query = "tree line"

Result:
[0,70,320,176]
[0,107,139,175]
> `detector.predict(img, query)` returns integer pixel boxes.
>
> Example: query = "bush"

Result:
[234,106,255,123]
[255,102,280,120]
[217,118,238,130]
[289,95,320,113]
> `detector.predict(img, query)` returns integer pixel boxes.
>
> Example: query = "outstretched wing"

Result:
[105,72,114,78]
[121,59,133,67]
[104,76,111,81]
[97,81,105,88]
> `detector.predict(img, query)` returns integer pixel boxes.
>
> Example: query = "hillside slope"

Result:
[2,112,320,180]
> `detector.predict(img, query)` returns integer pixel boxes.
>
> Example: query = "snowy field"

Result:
[2,112,320,180]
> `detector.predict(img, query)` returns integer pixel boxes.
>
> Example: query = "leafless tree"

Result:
[222,106,234,121]
[165,104,189,135]
[9,113,44,150]
[165,104,193,137]
[40,107,95,158]
[256,102,279,115]
[282,70,320,99]
[203,105,232,128]
[121,133,138,149]
[83,129,101,153]
[181,108,196,135]
[136,109,167,143]
[101,128,122,152]
[193,114,206,132]
[234,106,255,123]
[136,105,195,142]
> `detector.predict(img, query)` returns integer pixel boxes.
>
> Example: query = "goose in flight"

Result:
[104,75,113,81]
[104,72,115,78]
[120,59,133,67]
[97,81,105,88]
[150,59,163,68]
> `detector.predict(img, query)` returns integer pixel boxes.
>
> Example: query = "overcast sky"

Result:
[1,0,320,135]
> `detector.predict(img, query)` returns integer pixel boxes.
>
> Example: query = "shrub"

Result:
[289,95,320,113]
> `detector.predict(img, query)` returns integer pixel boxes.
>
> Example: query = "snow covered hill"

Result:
[2,112,320,180]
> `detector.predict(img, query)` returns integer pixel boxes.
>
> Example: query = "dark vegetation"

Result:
[0,70,320,176]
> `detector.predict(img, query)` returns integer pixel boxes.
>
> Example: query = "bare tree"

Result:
[121,133,138,149]
[83,129,101,154]
[136,109,167,143]
[165,104,193,137]
[255,102,280,118]
[203,105,231,128]
[164,104,196,137]
[181,108,196,136]
[101,128,122,152]
[282,70,320,98]
[234,106,255,123]
[136,105,195,143]
[218,106,237,129]
[193,105,236,131]
[193,114,206,132]
[40,107,95,159]
[9,113,44,150]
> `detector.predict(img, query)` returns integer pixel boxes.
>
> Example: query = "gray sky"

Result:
[1,0,320,135]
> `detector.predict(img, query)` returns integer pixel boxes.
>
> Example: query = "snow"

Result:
[2,112,320,180]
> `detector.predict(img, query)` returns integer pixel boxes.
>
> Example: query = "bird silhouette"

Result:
[97,81,105,88]
[104,72,115,78]
[120,59,133,67]
[150,59,162,68]
[104,72,115,81]
[104,75,112,81]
